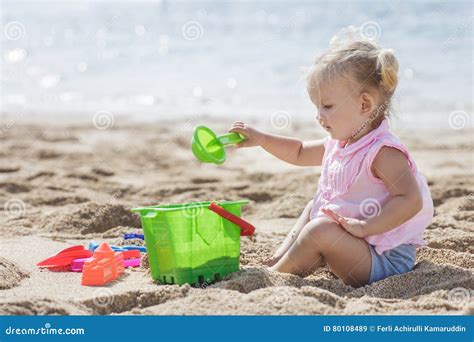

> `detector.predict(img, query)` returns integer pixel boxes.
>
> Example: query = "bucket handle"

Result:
[208,202,255,236]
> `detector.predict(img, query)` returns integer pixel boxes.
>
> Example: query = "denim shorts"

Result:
[368,243,417,284]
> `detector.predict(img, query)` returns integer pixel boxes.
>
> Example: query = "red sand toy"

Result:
[121,249,141,260]
[81,243,125,286]
[36,245,92,270]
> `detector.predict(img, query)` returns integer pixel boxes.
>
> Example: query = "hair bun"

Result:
[377,48,399,94]
[329,25,376,48]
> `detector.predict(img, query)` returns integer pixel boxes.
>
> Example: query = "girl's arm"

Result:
[228,122,325,166]
[322,146,423,238]
[362,146,423,236]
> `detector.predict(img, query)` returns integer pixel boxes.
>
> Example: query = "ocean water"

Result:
[1,0,472,129]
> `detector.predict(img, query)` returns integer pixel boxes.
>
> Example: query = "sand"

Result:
[0,116,472,315]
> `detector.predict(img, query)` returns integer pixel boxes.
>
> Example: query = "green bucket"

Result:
[132,200,249,285]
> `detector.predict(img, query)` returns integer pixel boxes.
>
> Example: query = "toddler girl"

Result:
[229,31,434,287]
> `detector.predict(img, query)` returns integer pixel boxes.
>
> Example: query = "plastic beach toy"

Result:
[124,233,144,240]
[36,245,92,269]
[82,243,124,286]
[132,200,255,285]
[124,258,141,268]
[38,243,142,276]
[70,257,92,272]
[71,254,140,272]
[191,125,246,164]
[88,241,146,253]
[122,246,146,252]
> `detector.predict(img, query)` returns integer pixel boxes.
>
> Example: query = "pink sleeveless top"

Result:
[310,118,434,255]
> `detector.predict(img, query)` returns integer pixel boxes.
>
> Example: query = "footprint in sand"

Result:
[0,166,20,173]
[0,182,31,193]
[0,257,29,290]
[190,177,219,184]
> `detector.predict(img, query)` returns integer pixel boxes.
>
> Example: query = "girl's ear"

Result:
[360,92,376,117]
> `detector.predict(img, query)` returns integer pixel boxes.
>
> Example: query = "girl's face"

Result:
[309,77,370,141]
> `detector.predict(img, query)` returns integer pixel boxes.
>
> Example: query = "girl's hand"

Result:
[228,122,265,148]
[321,208,368,238]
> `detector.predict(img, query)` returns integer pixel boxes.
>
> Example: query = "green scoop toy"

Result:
[191,125,246,164]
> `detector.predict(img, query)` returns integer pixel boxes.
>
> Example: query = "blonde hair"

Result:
[307,28,399,124]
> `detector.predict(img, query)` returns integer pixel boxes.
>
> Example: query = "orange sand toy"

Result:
[81,243,124,286]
